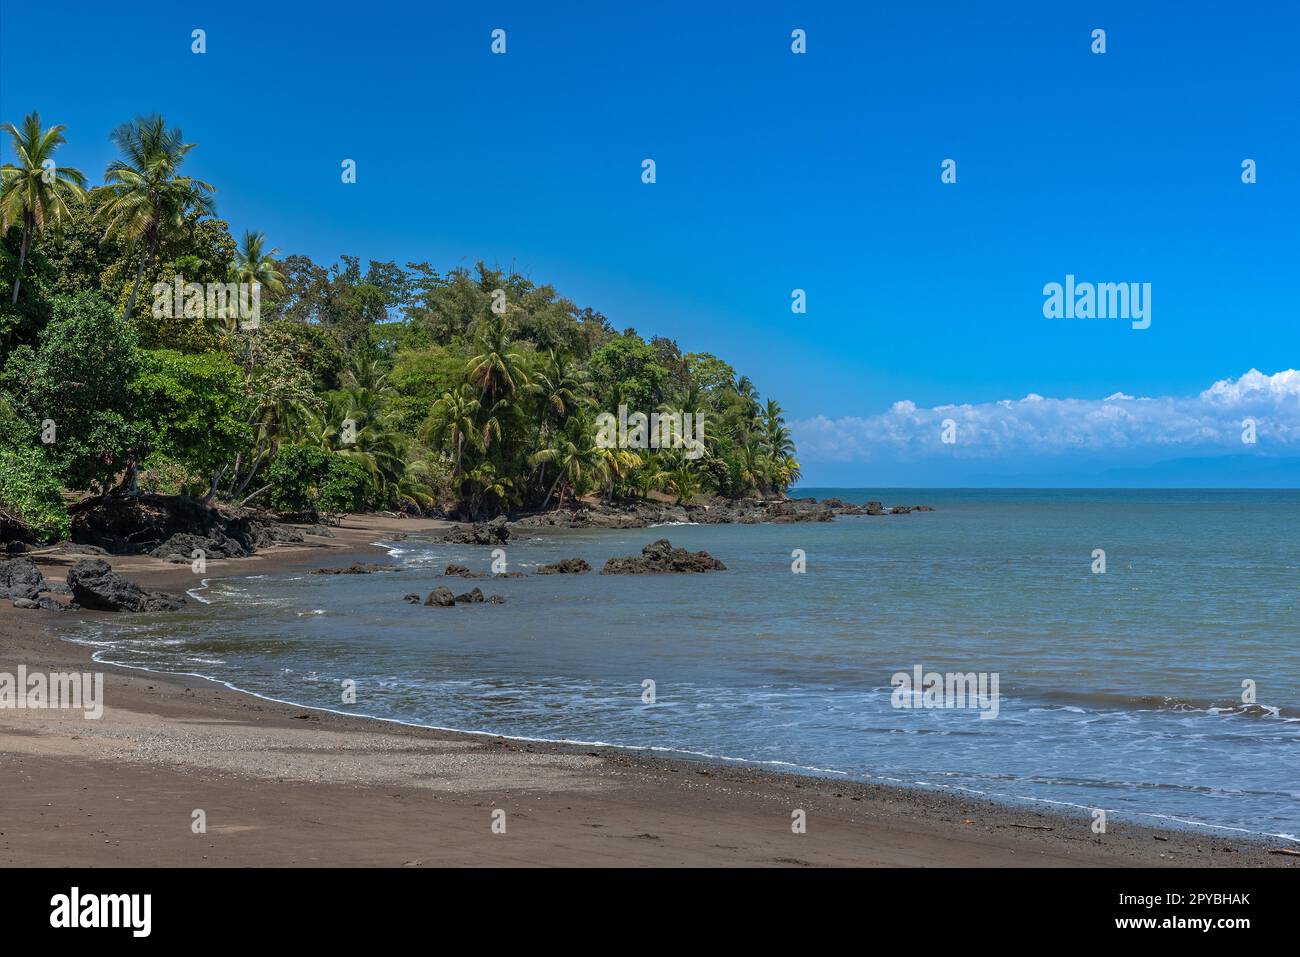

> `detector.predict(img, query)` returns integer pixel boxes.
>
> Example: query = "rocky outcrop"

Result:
[536,558,592,575]
[510,496,892,530]
[441,516,510,545]
[424,586,456,607]
[70,493,310,558]
[600,539,726,575]
[443,563,481,578]
[311,562,398,575]
[65,559,186,612]
[765,501,833,523]
[11,595,74,612]
[0,558,46,601]
[150,530,249,562]
[422,584,504,606]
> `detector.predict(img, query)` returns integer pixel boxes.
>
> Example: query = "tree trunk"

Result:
[237,483,273,508]
[203,465,227,505]
[122,457,140,497]
[10,219,31,304]
[123,243,152,322]
[540,470,565,510]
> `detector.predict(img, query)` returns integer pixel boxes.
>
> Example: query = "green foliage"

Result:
[589,334,669,411]
[0,292,147,491]
[264,444,331,512]
[319,455,369,512]
[0,443,70,542]
[264,444,373,513]
[0,109,798,525]
[131,348,248,478]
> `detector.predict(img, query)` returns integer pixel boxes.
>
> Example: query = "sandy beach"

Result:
[0,514,1293,868]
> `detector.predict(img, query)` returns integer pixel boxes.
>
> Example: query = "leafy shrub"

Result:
[0,444,70,542]
[319,455,369,512]
[265,444,330,512]
[266,445,372,513]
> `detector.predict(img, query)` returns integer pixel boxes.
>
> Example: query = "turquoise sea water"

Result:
[63,489,1300,840]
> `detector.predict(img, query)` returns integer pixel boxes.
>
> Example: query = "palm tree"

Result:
[462,461,514,519]
[759,399,798,494]
[467,313,528,402]
[530,349,591,423]
[231,229,286,295]
[761,399,795,456]
[94,115,215,321]
[593,445,642,502]
[426,385,481,480]
[664,464,702,505]
[531,416,603,509]
[0,113,87,303]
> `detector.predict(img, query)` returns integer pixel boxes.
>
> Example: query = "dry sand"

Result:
[0,514,1293,867]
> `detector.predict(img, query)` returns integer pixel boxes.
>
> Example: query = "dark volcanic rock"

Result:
[69,493,311,559]
[46,543,109,556]
[424,586,456,607]
[150,531,249,563]
[766,501,833,523]
[441,515,510,545]
[454,587,486,604]
[14,596,74,612]
[536,558,592,575]
[0,558,46,601]
[443,563,483,578]
[311,562,398,575]
[71,494,223,555]
[66,559,186,612]
[600,539,726,575]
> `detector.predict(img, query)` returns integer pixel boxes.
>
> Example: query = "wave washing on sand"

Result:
[57,490,1300,843]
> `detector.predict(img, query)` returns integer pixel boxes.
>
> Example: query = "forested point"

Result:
[0,113,800,543]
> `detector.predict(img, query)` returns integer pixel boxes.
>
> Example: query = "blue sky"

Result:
[2,1,1297,484]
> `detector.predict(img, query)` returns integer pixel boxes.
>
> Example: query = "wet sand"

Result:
[0,514,1293,867]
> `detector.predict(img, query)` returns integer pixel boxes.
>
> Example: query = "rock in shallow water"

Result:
[311,562,398,575]
[424,586,456,607]
[600,539,726,575]
[536,558,592,575]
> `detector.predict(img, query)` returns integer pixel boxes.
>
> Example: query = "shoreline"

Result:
[2,514,1295,867]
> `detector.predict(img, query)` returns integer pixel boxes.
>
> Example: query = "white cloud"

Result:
[793,369,1300,462]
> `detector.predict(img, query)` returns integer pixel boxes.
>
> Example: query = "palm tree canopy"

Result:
[95,115,215,247]
[0,112,87,233]
[232,229,286,295]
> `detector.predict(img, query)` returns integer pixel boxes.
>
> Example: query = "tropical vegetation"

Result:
[0,112,799,538]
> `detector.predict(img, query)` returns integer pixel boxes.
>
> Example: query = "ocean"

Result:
[62,489,1300,841]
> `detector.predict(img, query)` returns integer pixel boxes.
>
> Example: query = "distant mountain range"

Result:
[802,455,1300,489]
